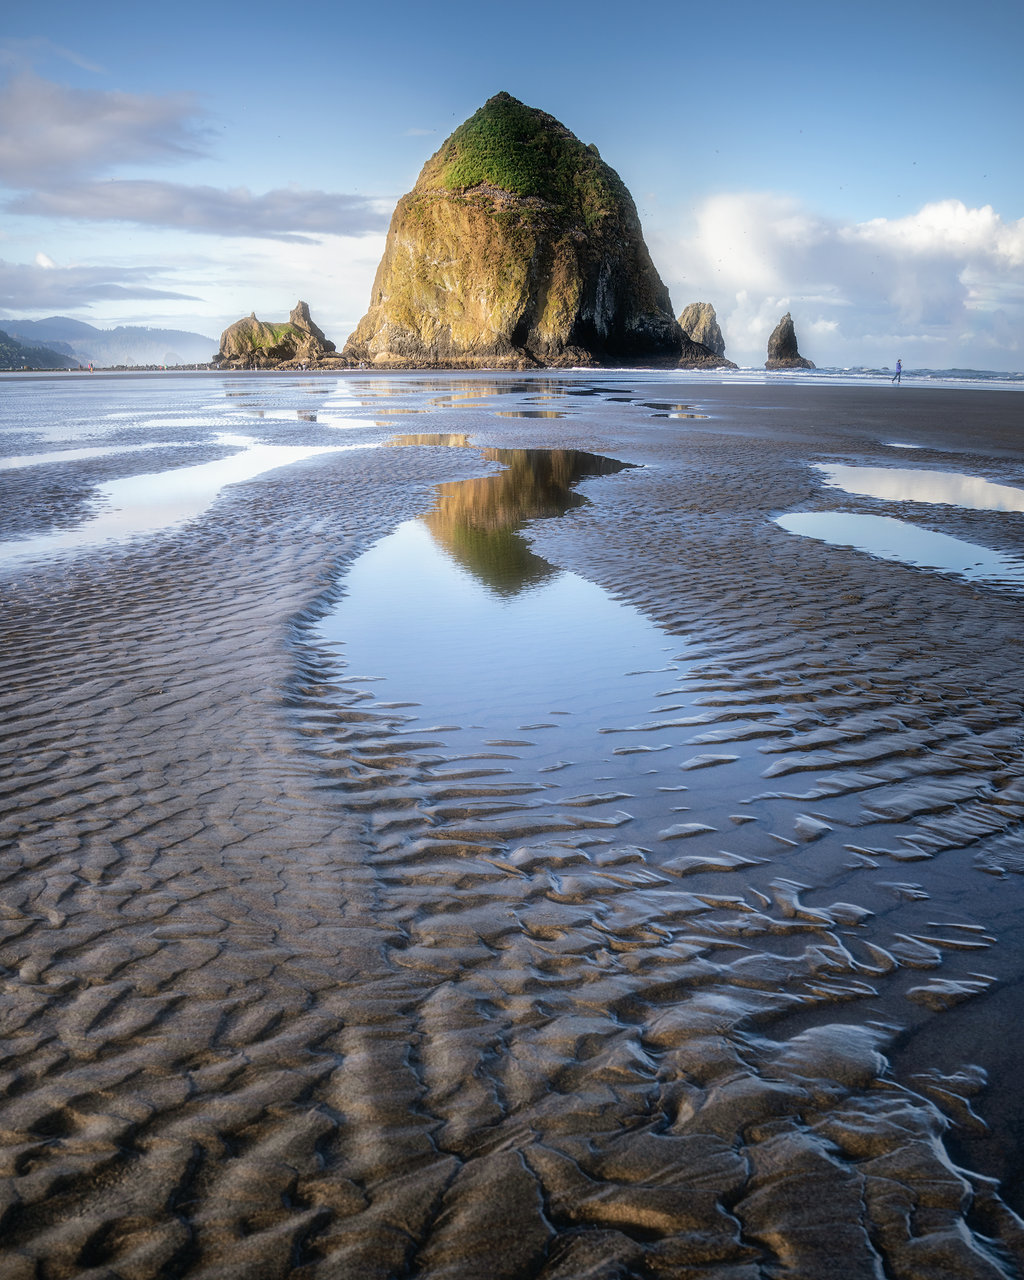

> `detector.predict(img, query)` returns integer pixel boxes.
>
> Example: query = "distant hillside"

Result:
[3,317,218,367]
[0,328,76,370]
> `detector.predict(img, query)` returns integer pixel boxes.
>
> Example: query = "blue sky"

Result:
[1,0,1022,369]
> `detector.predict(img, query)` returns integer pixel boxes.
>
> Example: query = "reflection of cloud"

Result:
[0,258,198,309]
[0,72,203,184]
[816,463,1024,512]
[656,193,1024,368]
[8,181,389,242]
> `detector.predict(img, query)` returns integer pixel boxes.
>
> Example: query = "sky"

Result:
[1,0,1022,371]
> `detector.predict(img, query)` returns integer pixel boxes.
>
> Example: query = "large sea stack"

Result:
[765,312,815,369]
[343,93,684,368]
[216,301,339,369]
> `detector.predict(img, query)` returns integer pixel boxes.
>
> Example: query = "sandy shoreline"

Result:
[3,373,1024,1277]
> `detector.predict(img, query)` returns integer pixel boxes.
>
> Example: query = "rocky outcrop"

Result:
[765,312,815,369]
[678,302,730,360]
[215,301,339,369]
[677,334,737,369]
[343,92,685,369]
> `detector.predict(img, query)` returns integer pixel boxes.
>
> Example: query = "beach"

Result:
[3,369,1024,1278]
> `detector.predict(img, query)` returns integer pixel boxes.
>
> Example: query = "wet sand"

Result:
[3,374,1024,1278]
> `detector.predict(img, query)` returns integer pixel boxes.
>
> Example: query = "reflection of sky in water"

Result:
[817,463,1024,511]
[321,519,675,734]
[227,406,380,429]
[0,436,368,565]
[775,512,1024,588]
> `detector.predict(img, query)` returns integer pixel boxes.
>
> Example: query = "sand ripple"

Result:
[2,376,1024,1277]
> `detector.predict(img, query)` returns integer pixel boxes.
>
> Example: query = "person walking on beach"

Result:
[891,358,902,384]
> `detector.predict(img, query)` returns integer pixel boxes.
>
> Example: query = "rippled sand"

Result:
[3,373,1024,1278]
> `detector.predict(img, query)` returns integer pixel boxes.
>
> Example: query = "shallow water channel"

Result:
[319,444,680,812]
[777,462,1024,590]
[316,439,779,862]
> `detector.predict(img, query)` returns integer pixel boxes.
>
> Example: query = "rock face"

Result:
[343,93,685,369]
[678,302,726,357]
[677,300,736,368]
[765,312,815,369]
[216,301,338,368]
[678,337,737,369]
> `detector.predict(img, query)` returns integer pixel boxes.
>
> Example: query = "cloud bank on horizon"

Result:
[654,193,1024,370]
[1,3,1021,372]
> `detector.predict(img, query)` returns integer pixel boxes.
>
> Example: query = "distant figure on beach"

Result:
[891,358,902,384]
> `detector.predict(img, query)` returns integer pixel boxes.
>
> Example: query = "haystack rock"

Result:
[678,302,726,357]
[765,312,815,369]
[216,301,338,369]
[343,92,685,368]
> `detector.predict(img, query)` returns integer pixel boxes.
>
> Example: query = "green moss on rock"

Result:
[216,302,338,368]
[426,91,624,229]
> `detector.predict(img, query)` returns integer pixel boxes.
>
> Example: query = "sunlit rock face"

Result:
[343,93,685,369]
[677,301,736,368]
[216,301,338,369]
[765,312,815,369]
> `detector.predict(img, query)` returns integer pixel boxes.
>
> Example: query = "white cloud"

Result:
[0,257,199,310]
[847,200,1024,266]
[0,228,387,345]
[8,181,389,242]
[0,72,204,185]
[655,193,1024,370]
[0,71,388,246]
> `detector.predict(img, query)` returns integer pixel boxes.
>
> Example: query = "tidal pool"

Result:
[775,461,1024,589]
[774,511,1024,588]
[0,433,367,563]
[817,463,1024,511]
[317,446,705,840]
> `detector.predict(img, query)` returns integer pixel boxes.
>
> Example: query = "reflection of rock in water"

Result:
[387,433,473,449]
[422,448,630,595]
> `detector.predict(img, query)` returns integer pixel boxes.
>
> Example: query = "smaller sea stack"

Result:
[216,301,340,369]
[765,313,814,369]
[678,302,726,358]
